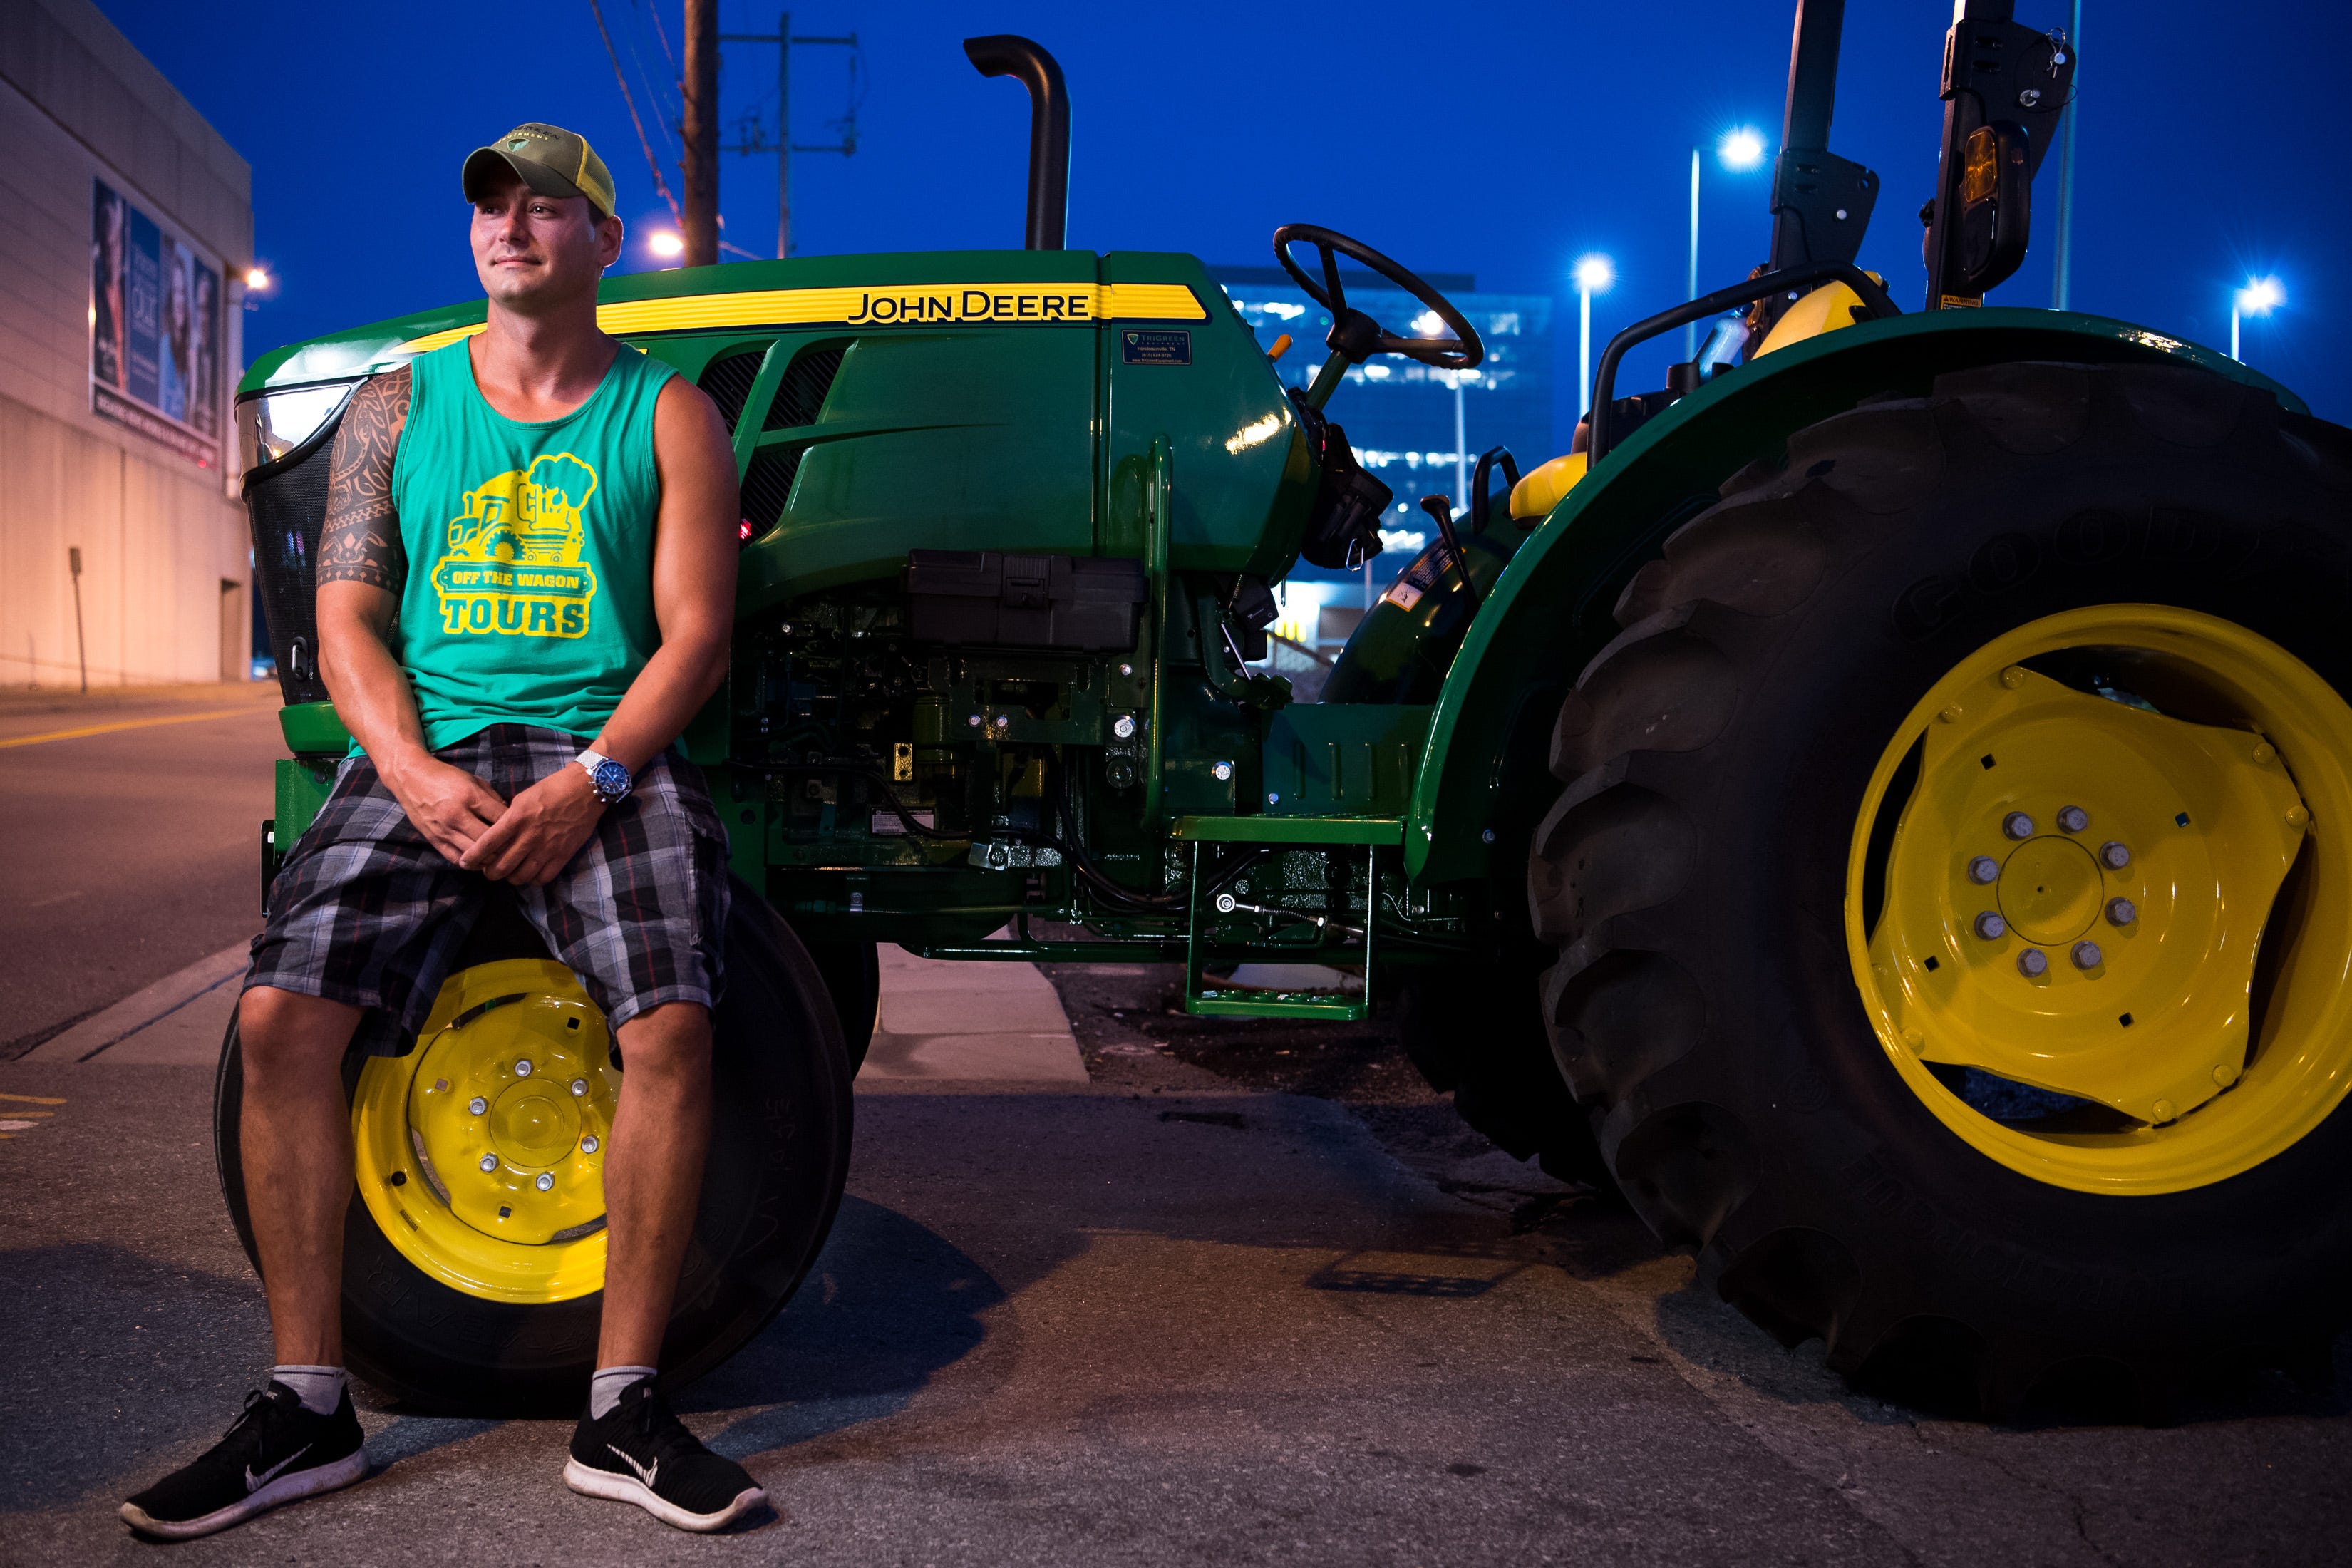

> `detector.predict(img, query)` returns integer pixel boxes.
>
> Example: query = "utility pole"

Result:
[722,13,859,259]
[681,0,721,267]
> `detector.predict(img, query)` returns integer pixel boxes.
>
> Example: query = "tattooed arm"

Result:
[315,366,509,862]
[314,366,410,595]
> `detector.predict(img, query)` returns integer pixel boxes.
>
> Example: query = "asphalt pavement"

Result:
[2,683,2348,1566]
[0,681,284,1055]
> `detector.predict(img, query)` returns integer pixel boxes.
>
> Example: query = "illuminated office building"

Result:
[1211,264,1554,659]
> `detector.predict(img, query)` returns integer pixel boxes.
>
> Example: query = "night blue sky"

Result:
[103,0,2346,439]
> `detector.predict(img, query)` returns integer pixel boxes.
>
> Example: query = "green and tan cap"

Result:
[461,123,616,220]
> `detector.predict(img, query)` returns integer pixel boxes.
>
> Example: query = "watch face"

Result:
[591,759,631,800]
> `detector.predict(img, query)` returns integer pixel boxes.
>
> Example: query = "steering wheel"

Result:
[1273,223,1483,371]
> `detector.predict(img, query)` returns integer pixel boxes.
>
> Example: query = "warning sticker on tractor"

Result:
[1380,545,1453,614]
[1121,329,1191,366]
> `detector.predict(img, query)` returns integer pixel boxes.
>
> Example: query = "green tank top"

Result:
[386,339,676,751]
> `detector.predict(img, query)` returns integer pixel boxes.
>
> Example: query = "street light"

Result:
[1574,254,1614,419]
[1690,128,1767,356]
[648,230,686,262]
[2231,277,2284,362]
[244,266,270,291]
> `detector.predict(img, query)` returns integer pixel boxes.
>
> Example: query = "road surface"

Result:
[1,683,2345,1564]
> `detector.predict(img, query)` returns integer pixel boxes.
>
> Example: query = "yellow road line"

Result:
[0,707,260,750]
[0,1092,66,1105]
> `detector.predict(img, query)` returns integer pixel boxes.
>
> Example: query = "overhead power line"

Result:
[619,0,681,168]
[587,0,682,225]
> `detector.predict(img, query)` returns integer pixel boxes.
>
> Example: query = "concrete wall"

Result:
[0,0,253,688]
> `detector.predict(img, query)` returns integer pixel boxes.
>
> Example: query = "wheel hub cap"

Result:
[1998,835,2103,946]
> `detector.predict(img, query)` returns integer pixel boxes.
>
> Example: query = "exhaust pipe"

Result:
[963,34,1070,251]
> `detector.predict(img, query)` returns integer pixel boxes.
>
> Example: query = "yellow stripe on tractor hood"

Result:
[397,282,1207,355]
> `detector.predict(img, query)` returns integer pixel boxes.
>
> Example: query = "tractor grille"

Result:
[765,346,844,430]
[244,433,336,706]
[698,350,765,433]
[741,444,809,537]
[738,346,845,540]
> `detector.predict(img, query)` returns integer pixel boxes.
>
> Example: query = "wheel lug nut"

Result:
[582,1135,600,1154]
[2057,805,2089,833]
[478,1154,499,1173]
[468,1096,488,1115]
[2003,812,2036,840]
[2099,841,2131,869]
[515,1058,533,1077]
[2107,897,2137,926]
[2017,949,2048,977]
[1972,910,2007,939]
[2072,940,2103,969]
[1967,855,2000,884]
[535,1172,555,1192]
[570,1078,588,1097]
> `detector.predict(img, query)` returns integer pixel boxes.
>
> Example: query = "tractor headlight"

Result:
[236,378,364,476]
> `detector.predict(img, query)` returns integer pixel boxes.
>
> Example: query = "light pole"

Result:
[2231,277,2283,362]
[1575,254,1614,420]
[2051,0,2082,309]
[1693,128,1765,357]
[1414,310,1477,512]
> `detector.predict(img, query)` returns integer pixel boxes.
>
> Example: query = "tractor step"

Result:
[1177,815,1394,1019]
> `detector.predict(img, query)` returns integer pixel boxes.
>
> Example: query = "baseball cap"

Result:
[461,123,617,220]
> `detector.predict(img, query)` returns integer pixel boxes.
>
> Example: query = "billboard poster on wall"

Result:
[91,178,222,468]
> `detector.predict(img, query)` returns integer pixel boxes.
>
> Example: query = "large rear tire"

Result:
[1396,962,1611,1189]
[1528,361,2352,1413]
[214,877,852,1415]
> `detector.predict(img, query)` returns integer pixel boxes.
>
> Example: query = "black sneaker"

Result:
[119,1382,368,1540]
[564,1378,764,1531]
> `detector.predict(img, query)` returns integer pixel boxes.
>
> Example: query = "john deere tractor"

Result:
[227,1,2352,1415]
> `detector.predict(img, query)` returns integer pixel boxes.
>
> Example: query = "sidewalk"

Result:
[19,937,1090,1085]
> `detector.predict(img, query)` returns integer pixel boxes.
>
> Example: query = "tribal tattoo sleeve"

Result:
[315,364,411,592]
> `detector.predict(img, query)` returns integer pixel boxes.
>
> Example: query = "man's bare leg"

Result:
[239,986,366,1366]
[597,1001,713,1367]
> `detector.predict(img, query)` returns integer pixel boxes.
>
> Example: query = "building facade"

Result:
[0,0,252,688]
[1210,265,1554,659]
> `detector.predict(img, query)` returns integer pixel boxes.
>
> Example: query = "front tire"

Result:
[1528,361,2352,1413]
[214,877,852,1415]
[798,937,880,1073]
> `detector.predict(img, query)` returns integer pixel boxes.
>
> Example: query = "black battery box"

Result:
[904,550,1146,651]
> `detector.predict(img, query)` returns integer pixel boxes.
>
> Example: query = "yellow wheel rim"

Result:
[351,959,616,1302]
[1845,605,2352,1194]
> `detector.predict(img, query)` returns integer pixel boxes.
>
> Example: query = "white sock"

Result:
[589,1365,658,1419]
[272,1364,346,1416]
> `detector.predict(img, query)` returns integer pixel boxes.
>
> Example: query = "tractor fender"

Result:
[1402,306,2306,884]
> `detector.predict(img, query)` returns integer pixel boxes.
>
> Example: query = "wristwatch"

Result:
[574,748,633,805]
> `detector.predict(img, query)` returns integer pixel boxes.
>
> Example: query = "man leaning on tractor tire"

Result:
[120,125,765,1540]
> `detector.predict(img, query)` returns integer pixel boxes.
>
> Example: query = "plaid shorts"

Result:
[247,723,732,1052]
